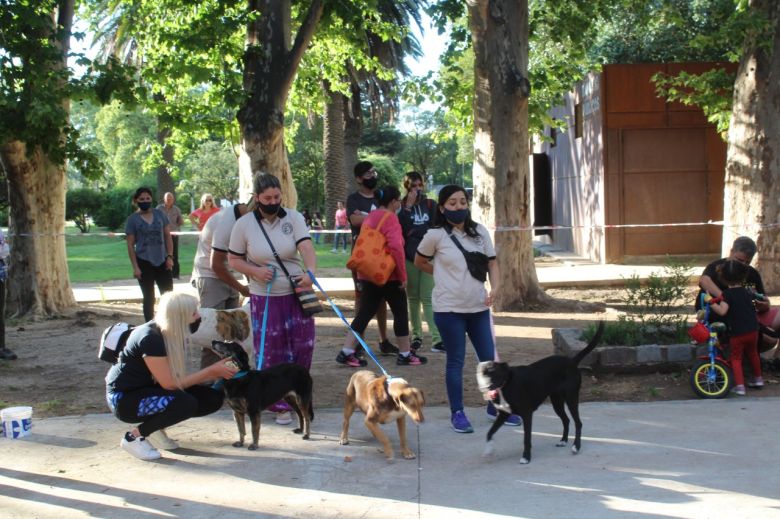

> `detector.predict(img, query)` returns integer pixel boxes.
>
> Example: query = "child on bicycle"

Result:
[709,260,763,395]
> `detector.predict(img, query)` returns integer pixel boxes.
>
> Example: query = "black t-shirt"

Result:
[398,196,436,263]
[722,287,759,336]
[695,258,765,310]
[346,191,378,244]
[105,322,167,392]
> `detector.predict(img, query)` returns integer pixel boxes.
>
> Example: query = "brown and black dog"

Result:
[339,370,425,461]
[210,340,313,450]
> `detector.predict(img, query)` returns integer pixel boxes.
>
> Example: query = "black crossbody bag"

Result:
[253,211,323,316]
[448,232,489,282]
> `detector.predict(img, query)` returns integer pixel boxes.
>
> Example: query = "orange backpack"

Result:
[346,211,396,286]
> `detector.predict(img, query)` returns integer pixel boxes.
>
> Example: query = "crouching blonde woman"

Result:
[105,292,237,461]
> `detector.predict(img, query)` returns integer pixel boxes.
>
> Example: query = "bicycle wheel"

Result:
[690,359,733,399]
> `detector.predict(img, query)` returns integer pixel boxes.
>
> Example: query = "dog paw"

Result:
[232,441,244,448]
[402,451,416,460]
[248,444,258,451]
[292,428,302,434]
[556,440,567,447]
[571,445,580,455]
[519,457,530,465]
[482,441,495,458]
[339,438,349,445]
[302,434,310,440]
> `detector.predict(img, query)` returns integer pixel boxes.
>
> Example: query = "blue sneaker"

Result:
[486,402,522,426]
[451,410,474,433]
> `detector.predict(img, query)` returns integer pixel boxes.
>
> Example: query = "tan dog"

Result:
[339,370,425,461]
[189,305,253,367]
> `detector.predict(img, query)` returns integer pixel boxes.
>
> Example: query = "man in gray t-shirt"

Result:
[157,192,184,279]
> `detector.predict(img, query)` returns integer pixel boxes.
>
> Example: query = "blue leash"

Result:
[256,265,276,370]
[307,270,391,378]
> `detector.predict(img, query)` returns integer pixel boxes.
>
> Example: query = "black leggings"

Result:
[137,258,174,321]
[109,385,223,438]
[350,280,409,338]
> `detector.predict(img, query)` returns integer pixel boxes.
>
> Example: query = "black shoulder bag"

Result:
[253,211,323,316]
[449,232,489,282]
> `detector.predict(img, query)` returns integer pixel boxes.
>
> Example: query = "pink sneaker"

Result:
[397,352,427,366]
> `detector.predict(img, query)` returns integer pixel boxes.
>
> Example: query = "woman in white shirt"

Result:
[415,185,520,433]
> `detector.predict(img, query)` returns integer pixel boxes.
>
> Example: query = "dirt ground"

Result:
[2,287,780,419]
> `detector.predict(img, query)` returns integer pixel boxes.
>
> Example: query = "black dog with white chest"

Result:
[210,340,314,450]
[476,321,605,464]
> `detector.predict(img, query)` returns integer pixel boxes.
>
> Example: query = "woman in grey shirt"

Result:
[126,187,174,321]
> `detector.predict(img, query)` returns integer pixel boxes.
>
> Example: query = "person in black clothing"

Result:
[346,161,397,356]
[105,292,237,460]
[709,260,763,395]
[696,236,780,353]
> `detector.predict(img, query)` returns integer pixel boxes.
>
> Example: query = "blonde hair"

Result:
[199,193,214,210]
[155,291,199,387]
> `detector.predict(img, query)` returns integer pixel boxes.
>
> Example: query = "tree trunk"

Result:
[723,0,780,291]
[343,79,363,180]
[1,142,76,317]
[236,0,324,207]
[322,84,349,240]
[156,125,175,198]
[468,0,548,310]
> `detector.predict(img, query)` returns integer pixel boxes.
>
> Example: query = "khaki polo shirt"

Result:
[228,208,310,296]
[416,224,496,313]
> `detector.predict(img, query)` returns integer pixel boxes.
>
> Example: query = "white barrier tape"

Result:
[5,220,779,238]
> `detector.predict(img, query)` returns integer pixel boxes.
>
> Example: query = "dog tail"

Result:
[572,321,605,366]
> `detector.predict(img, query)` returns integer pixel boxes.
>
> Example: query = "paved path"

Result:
[1,398,778,518]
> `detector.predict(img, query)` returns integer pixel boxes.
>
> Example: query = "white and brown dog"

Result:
[339,370,425,461]
[189,304,253,366]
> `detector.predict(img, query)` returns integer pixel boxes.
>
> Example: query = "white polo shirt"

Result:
[228,208,310,296]
[416,224,496,313]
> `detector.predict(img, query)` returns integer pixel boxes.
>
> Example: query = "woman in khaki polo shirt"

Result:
[415,185,521,434]
[228,173,317,426]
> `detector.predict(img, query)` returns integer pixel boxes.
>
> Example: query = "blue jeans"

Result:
[434,310,495,413]
[333,225,349,250]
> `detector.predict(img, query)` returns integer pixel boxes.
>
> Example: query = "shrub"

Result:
[582,261,693,346]
[66,188,102,233]
[93,187,137,230]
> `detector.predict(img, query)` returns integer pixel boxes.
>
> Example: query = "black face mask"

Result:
[258,202,281,215]
[189,317,202,334]
[137,201,152,211]
[362,177,378,190]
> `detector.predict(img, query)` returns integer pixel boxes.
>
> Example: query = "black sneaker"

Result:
[431,342,446,353]
[336,351,367,367]
[410,337,423,352]
[379,340,399,356]
[0,348,17,360]
[397,351,427,366]
[354,344,366,359]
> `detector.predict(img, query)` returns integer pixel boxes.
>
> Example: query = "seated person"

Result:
[105,291,237,461]
[696,236,780,354]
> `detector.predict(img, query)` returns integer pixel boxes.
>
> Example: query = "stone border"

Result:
[552,328,705,373]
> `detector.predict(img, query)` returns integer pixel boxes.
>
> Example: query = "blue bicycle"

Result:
[689,294,733,399]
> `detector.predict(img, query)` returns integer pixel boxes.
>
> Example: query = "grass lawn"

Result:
[66,229,352,283]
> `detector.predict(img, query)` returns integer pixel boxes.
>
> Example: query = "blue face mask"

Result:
[443,208,468,225]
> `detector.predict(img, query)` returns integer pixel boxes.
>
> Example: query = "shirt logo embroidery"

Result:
[282,222,294,235]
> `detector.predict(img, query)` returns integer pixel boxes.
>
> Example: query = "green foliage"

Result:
[179,140,240,205]
[653,68,735,134]
[92,187,137,231]
[621,262,693,328]
[0,1,137,173]
[94,100,157,187]
[288,118,325,213]
[65,188,102,233]
[582,261,694,346]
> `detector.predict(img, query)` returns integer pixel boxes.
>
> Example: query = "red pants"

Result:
[730,331,760,386]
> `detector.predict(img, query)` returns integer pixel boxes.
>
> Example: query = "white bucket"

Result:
[1,406,33,439]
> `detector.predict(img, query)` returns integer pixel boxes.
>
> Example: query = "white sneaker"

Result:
[149,429,179,450]
[275,411,293,425]
[121,435,161,461]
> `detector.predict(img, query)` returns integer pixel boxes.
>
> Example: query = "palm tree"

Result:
[321,0,425,239]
